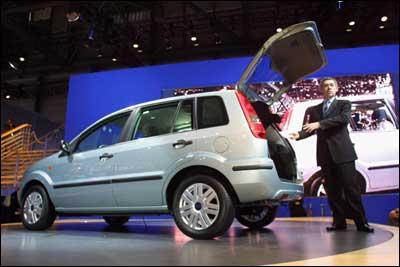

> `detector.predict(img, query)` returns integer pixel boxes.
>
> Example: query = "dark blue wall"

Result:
[66,45,399,141]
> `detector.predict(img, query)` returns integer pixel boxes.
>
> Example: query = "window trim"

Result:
[131,101,180,140]
[71,111,132,154]
[171,99,195,133]
[196,95,229,130]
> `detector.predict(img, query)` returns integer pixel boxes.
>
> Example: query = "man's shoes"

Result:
[326,225,347,232]
[356,223,374,233]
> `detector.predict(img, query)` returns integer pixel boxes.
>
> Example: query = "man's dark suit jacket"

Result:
[298,99,357,166]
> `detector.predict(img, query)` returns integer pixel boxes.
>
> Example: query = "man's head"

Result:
[320,77,339,99]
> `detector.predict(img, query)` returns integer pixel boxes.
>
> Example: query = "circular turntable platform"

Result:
[1,217,398,266]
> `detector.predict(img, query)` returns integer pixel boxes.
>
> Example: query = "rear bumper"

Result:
[228,160,304,203]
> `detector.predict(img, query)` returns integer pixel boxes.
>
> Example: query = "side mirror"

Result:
[60,140,71,155]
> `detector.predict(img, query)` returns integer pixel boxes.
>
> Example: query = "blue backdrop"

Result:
[66,45,399,141]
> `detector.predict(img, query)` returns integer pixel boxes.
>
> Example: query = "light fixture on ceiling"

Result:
[19,57,25,62]
[8,61,18,70]
[276,28,282,33]
[112,57,117,62]
[138,49,143,53]
[66,11,80,23]
[133,43,139,49]
[191,36,197,42]
[381,16,388,22]
[349,21,355,26]
[379,25,385,29]
[346,28,352,32]
[5,95,11,99]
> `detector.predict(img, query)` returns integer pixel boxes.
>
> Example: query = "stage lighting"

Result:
[88,28,95,41]
[381,16,388,22]
[97,49,103,58]
[138,49,143,53]
[337,1,344,10]
[5,95,11,99]
[133,43,139,49]
[379,25,385,29]
[19,57,25,62]
[276,28,282,33]
[66,11,80,23]
[194,42,199,47]
[8,61,18,70]
[349,21,355,26]
[191,36,197,42]
[112,57,117,62]
[346,28,352,32]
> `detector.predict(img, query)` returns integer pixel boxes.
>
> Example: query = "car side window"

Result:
[173,100,194,133]
[197,96,229,129]
[75,113,130,153]
[350,100,396,132]
[133,102,179,139]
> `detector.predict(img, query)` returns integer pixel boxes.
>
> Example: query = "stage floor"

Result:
[1,217,398,266]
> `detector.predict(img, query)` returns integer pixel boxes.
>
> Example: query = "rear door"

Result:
[112,99,196,208]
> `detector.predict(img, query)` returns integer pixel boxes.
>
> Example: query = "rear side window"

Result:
[197,96,229,129]
[133,102,179,139]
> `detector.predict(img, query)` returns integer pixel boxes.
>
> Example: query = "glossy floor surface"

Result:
[1,217,397,266]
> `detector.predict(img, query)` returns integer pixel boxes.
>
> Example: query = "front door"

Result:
[52,112,131,210]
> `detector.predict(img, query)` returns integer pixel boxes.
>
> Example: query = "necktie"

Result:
[323,101,330,116]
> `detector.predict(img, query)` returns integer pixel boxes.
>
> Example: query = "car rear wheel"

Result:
[236,206,278,229]
[172,174,235,239]
[21,185,56,230]
[103,216,130,226]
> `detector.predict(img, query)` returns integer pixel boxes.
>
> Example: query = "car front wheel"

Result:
[172,174,235,239]
[236,206,278,229]
[21,185,56,230]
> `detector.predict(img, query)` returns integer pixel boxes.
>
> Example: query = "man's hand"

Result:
[289,132,300,140]
[303,122,320,133]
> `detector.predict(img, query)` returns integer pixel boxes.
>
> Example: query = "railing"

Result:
[1,124,33,161]
[1,124,64,187]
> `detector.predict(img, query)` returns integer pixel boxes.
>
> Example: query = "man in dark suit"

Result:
[290,77,374,233]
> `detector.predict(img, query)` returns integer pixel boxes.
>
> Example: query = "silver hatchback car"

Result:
[17,22,326,239]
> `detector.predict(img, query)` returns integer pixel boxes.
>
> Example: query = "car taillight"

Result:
[235,90,266,139]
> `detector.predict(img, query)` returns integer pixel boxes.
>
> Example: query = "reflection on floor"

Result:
[1,217,398,266]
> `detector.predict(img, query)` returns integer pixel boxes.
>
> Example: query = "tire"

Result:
[21,185,56,230]
[309,174,366,197]
[172,174,235,239]
[236,206,278,229]
[103,216,130,226]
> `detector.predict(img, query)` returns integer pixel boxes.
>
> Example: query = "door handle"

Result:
[99,153,114,160]
[173,139,193,148]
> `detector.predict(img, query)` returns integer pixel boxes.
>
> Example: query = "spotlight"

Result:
[349,21,355,26]
[97,49,103,58]
[276,28,282,33]
[133,43,139,49]
[19,57,25,62]
[381,16,388,22]
[8,61,18,70]
[379,25,385,29]
[5,95,11,99]
[88,28,95,40]
[191,36,197,42]
[346,28,352,32]
[66,11,80,23]
[194,42,199,47]
[112,57,117,62]
[337,0,344,10]
[138,49,143,53]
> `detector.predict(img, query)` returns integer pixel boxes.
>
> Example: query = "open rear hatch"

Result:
[235,21,327,181]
